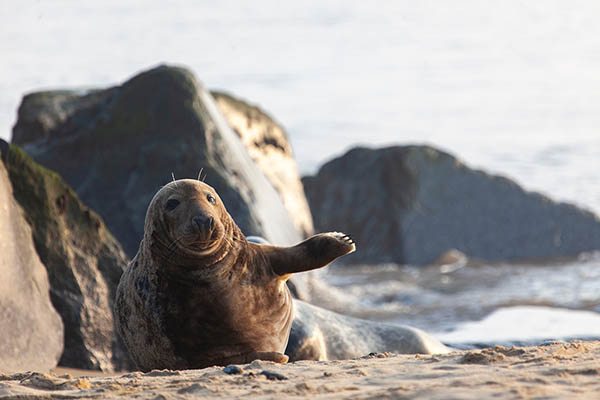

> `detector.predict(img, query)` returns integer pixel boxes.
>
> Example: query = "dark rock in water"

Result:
[0,154,63,373]
[212,91,314,237]
[12,65,302,259]
[303,145,600,265]
[1,141,132,371]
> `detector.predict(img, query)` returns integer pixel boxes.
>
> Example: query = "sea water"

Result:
[2,0,600,345]
[322,252,600,347]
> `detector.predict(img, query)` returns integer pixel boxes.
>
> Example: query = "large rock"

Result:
[0,150,63,373]
[303,145,600,265]
[11,65,302,260]
[212,91,314,237]
[1,141,132,371]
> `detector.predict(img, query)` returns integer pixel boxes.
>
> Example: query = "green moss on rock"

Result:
[1,142,132,372]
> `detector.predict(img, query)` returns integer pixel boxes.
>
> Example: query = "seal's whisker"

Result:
[197,168,204,181]
[170,172,180,190]
[167,237,183,252]
[164,232,224,261]
[166,238,188,261]
[162,185,181,196]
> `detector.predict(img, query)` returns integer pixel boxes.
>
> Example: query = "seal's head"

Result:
[144,179,238,265]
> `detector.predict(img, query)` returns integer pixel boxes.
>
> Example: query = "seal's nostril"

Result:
[193,216,213,230]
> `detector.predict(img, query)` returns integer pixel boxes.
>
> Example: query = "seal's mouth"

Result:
[185,230,220,250]
[180,216,222,251]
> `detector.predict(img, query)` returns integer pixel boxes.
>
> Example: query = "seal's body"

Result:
[115,179,355,371]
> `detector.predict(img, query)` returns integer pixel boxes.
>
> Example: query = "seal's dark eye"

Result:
[165,199,180,211]
[207,194,216,204]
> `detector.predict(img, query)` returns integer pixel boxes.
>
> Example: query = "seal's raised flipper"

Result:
[257,232,356,277]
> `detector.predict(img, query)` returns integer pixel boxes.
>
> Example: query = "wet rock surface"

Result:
[303,145,600,265]
[212,90,314,237]
[1,141,132,371]
[0,153,63,373]
[12,65,302,259]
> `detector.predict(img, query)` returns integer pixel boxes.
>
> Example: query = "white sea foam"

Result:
[434,306,600,344]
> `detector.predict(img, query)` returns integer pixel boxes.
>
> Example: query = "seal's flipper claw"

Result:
[326,231,356,255]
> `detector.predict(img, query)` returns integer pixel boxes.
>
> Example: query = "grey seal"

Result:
[114,179,355,370]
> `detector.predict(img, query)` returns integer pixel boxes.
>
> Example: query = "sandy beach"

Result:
[0,341,597,399]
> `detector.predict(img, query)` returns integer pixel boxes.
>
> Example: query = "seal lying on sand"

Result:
[115,179,356,371]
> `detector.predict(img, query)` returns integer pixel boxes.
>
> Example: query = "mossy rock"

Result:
[1,141,132,371]
[0,152,64,373]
